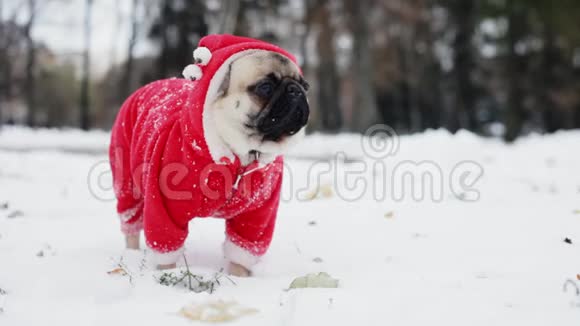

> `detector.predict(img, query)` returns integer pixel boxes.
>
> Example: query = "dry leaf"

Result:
[384,211,394,218]
[179,300,258,322]
[303,184,333,201]
[319,184,333,198]
[288,272,339,289]
[107,267,127,276]
[577,274,580,281]
[303,190,317,201]
[7,210,23,218]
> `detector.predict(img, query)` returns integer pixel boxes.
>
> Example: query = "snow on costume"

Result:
[109,34,300,268]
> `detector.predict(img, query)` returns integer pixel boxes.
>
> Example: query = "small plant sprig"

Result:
[107,256,134,284]
[138,250,148,274]
[563,279,580,296]
[563,279,580,308]
[155,255,235,294]
[0,286,7,314]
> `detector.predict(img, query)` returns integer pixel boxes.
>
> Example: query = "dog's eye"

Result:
[300,79,310,92]
[254,81,275,98]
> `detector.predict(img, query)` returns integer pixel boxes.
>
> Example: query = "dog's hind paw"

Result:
[125,234,140,250]
[228,262,251,277]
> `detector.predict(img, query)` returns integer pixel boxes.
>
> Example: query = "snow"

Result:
[1,126,580,325]
[0,127,109,154]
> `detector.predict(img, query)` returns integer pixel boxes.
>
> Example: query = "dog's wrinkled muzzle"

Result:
[256,79,309,142]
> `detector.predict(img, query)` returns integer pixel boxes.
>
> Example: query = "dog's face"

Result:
[210,50,309,163]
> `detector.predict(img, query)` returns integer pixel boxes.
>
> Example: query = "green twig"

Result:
[154,257,236,293]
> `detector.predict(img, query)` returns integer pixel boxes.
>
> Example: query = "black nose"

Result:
[257,93,309,142]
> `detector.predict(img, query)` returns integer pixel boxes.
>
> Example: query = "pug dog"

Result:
[111,35,309,277]
[211,50,310,165]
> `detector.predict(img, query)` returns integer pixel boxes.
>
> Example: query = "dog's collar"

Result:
[249,150,261,162]
[243,150,277,167]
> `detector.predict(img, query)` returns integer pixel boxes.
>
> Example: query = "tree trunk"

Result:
[575,106,580,129]
[538,7,559,133]
[347,0,378,133]
[24,0,36,127]
[315,1,342,131]
[504,0,526,142]
[394,29,415,133]
[299,0,313,71]
[417,4,443,131]
[121,0,139,99]
[108,0,121,68]
[0,0,3,125]
[450,0,477,133]
[217,0,239,34]
[79,0,93,130]
[158,0,171,78]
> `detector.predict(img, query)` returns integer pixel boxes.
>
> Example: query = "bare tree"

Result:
[313,0,342,131]
[448,0,478,133]
[108,0,122,68]
[216,0,239,34]
[79,0,92,130]
[155,0,171,78]
[346,0,378,132]
[1,0,34,125]
[121,0,139,99]
[24,0,36,127]
[149,0,208,79]
[504,0,526,141]
[0,0,4,125]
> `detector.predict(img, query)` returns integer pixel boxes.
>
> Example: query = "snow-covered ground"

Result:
[1,126,579,325]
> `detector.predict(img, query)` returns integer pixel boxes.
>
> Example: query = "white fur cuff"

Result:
[149,247,184,266]
[120,219,143,235]
[223,238,260,270]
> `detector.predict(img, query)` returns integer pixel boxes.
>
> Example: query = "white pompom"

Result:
[193,47,212,65]
[182,64,202,81]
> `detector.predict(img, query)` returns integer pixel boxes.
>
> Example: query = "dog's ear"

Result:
[216,63,232,98]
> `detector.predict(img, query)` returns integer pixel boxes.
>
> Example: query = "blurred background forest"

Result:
[1,0,580,141]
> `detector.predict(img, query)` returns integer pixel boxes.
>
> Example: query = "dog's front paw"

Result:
[157,263,177,270]
[125,234,140,250]
[228,262,251,277]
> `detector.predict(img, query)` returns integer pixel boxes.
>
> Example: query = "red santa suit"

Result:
[109,35,299,268]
